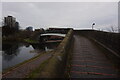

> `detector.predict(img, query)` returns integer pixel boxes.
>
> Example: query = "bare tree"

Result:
[111,26,114,32]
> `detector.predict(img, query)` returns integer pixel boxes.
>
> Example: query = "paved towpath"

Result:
[2,52,52,78]
[69,34,119,78]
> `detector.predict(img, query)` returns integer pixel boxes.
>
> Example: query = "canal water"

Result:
[2,42,60,70]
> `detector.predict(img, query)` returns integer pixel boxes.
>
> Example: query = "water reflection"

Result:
[2,42,59,70]
[2,43,20,61]
[2,43,19,55]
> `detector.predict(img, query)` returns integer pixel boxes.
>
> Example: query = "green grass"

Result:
[26,58,51,78]
[24,39,39,43]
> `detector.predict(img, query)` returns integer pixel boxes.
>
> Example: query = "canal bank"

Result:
[3,42,59,70]
[3,50,54,78]
[2,29,73,78]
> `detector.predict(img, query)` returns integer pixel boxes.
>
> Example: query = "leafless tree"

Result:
[111,26,114,32]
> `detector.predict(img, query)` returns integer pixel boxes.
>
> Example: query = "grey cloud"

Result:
[2,2,118,31]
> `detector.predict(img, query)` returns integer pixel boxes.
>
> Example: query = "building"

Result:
[4,16,16,28]
[26,26,33,31]
[2,16,20,36]
[15,22,19,30]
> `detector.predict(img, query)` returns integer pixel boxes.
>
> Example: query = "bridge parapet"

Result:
[76,30,120,55]
[39,29,73,78]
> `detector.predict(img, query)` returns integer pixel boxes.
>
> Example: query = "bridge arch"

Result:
[39,33,66,43]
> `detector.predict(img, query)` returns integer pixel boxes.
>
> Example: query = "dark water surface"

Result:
[2,42,59,70]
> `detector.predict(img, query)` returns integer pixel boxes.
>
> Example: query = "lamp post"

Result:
[92,23,95,30]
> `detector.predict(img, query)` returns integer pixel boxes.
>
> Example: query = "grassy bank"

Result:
[3,36,39,44]
[26,58,51,78]
[24,39,39,44]
[2,30,39,43]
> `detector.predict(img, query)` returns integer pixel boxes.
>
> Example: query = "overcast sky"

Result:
[2,2,118,31]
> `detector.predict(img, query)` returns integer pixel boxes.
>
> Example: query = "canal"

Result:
[2,42,60,70]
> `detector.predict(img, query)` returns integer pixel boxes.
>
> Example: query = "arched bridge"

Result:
[39,33,66,43]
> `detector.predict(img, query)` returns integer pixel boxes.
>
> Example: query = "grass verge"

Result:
[24,38,39,44]
[26,58,51,78]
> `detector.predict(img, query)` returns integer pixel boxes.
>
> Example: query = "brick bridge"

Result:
[68,30,120,78]
[2,29,120,78]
